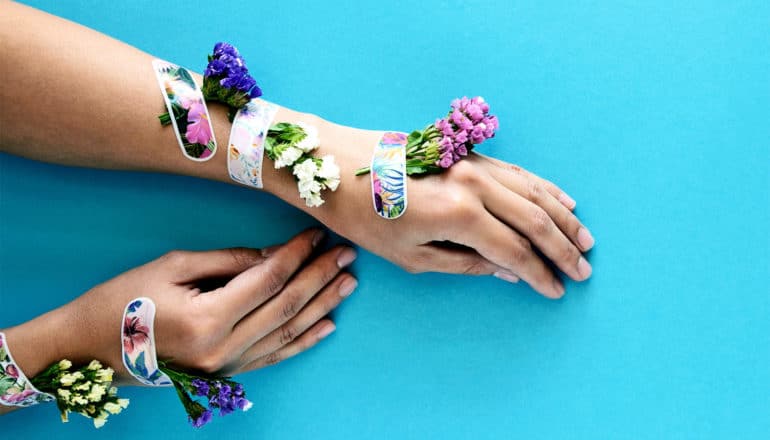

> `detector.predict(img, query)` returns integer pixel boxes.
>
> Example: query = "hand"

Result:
[295,123,593,299]
[2,229,358,384]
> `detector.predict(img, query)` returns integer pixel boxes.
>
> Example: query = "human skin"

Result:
[0,3,592,296]
[0,230,358,415]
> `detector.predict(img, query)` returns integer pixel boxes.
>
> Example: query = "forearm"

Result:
[0,1,378,226]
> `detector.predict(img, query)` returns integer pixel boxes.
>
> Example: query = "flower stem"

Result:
[158,112,172,126]
[354,166,371,176]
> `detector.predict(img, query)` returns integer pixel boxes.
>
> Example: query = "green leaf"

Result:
[0,377,16,395]
[406,165,427,175]
[176,67,197,89]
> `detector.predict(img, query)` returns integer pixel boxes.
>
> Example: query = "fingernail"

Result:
[577,227,595,251]
[312,229,325,247]
[339,278,358,297]
[558,192,576,209]
[316,322,336,340]
[337,248,357,268]
[493,270,519,283]
[577,256,592,279]
[553,278,565,297]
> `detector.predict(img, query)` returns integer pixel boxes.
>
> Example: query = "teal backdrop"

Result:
[1,1,768,438]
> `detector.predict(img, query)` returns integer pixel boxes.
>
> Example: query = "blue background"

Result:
[2,1,768,438]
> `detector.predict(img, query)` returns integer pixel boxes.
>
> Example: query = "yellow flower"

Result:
[87,360,102,371]
[117,398,130,409]
[87,384,106,402]
[72,395,89,406]
[104,401,124,415]
[93,411,108,429]
[58,359,72,370]
[57,389,71,400]
[73,381,91,392]
[96,368,113,383]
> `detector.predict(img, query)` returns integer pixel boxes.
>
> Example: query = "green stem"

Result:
[354,166,371,176]
[158,112,172,126]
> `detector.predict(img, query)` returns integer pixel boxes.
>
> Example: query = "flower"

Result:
[185,102,213,146]
[191,409,213,428]
[191,378,210,397]
[293,157,318,182]
[123,315,150,353]
[202,42,262,118]
[317,155,340,191]
[275,146,303,169]
[5,364,19,378]
[58,359,72,370]
[295,122,320,152]
[87,360,102,371]
[355,96,498,176]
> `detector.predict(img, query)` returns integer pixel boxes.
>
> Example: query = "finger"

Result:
[458,213,564,298]
[160,248,267,283]
[237,273,356,365]
[406,243,517,281]
[475,153,578,211]
[483,179,592,282]
[237,319,336,373]
[481,160,595,252]
[230,246,356,349]
[219,228,325,320]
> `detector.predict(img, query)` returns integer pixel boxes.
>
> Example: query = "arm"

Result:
[1,230,357,415]
[0,1,594,298]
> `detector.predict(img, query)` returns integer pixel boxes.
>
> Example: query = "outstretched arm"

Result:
[0,1,594,298]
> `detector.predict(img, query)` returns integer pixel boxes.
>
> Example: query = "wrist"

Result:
[2,309,68,380]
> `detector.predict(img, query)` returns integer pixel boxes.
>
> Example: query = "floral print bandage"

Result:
[0,332,55,407]
[122,298,172,387]
[228,99,278,188]
[371,132,408,219]
[153,59,217,161]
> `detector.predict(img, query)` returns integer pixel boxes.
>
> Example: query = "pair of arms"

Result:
[0,0,594,409]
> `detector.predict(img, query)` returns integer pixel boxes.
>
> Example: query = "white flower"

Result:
[297,178,321,196]
[87,384,106,402]
[117,398,130,409]
[93,411,108,429]
[57,389,71,400]
[72,395,89,406]
[292,158,319,183]
[58,359,72,370]
[317,155,340,191]
[87,360,102,371]
[59,373,81,386]
[73,381,91,392]
[295,122,320,152]
[303,191,324,207]
[274,146,302,168]
[104,401,124,415]
[96,368,113,383]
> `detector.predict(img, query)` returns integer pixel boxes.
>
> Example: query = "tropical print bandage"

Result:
[228,99,278,188]
[121,298,172,387]
[371,132,408,219]
[153,59,217,161]
[0,332,55,406]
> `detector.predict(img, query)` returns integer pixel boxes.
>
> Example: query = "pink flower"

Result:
[185,102,212,146]
[5,364,19,378]
[123,316,150,353]
[5,389,36,404]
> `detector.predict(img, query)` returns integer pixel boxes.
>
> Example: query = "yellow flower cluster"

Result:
[52,359,129,428]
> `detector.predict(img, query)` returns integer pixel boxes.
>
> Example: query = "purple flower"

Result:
[191,379,210,397]
[203,42,262,110]
[213,42,238,57]
[191,409,213,428]
[204,59,226,77]
[5,364,19,379]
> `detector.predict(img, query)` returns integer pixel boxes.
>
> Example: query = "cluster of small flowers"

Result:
[32,359,129,428]
[266,122,340,207]
[187,378,252,427]
[434,96,499,168]
[159,360,252,429]
[202,42,262,114]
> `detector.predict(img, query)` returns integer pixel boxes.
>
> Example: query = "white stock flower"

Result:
[58,359,72,370]
[87,360,102,371]
[303,191,324,207]
[292,158,318,183]
[295,122,320,152]
[274,146,303,168]
[317,155,340,191]
[297,178,321,199]
[93,412,108,429]
[87,384,107,402]
[104,402,124,415]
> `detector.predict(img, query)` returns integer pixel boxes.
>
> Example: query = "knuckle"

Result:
[510,237,532,266]
[196,353,225,374]
[560,243,580,266]
[263,351,283,366]
[280,292,301,319]
[461,258,488,275]
[449,160,478,185]
[229,247,260,269]
[530,207,552,236]
[263,266,287,296]
[279,325,297,345]
[526,180,545,203]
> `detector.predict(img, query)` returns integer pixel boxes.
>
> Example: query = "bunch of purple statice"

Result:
[201,42,263,120]
[159,361,251,428]
[355,96,498,176]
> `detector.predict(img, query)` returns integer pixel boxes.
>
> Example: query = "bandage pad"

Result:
[152,59,217,161]
[228,99,278,188]
[0,332,55,406]
[121,298,172,387]
[371,132,408,219]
